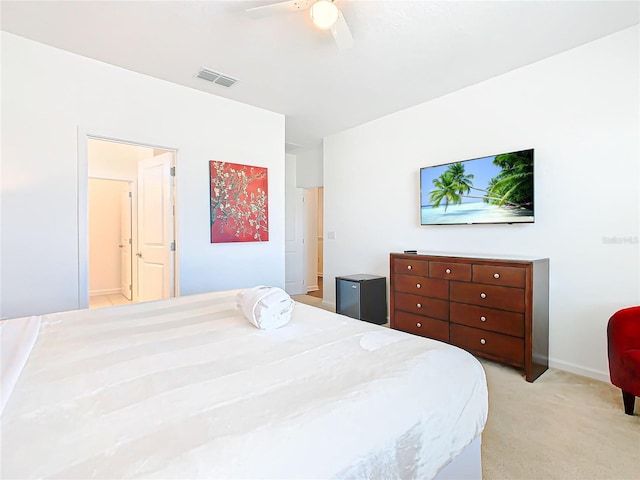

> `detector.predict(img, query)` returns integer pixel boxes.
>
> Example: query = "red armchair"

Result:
[607,306,640,415]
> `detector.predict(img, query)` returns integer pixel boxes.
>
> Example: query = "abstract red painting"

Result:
[210,161,269,243]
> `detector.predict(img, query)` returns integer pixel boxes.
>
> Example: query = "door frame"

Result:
[77,127,179,308]
[120,181,133,300]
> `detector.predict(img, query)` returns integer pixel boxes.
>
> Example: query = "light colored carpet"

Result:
[481,359,639,480]
[293,294,640,480]
[292,293,328,310]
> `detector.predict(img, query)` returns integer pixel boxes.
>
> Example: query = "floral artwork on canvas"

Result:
[209,161,269,243]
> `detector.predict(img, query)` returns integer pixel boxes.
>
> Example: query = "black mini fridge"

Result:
[335,274,387,325]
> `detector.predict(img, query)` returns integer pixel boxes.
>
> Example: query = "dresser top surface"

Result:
[391,251,548,262]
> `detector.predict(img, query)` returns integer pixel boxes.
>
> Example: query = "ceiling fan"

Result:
[245,0,354,50]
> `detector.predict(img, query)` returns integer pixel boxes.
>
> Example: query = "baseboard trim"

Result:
[89,289,121,296]
[321,300,336,310]
[548,358,609,383]
[306,285,319,293]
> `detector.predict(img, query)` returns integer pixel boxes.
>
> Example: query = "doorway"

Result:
[308,187,324,298]
[300,187,323,298]
[86,138,177,308]
[88,178,133,307]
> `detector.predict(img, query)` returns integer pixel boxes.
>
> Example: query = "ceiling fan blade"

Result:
[330,10,354,50]
[245,0,311,18]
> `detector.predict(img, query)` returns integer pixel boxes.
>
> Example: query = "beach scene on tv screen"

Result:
[421,149,534,225]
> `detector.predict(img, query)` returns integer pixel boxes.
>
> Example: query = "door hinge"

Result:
[128,191,132,198]
[170,166,176,177]
[170,241,176,251]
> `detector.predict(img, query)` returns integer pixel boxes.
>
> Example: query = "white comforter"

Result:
[1,289,488,479]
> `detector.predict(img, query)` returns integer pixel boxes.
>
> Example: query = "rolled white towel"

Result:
[237,286,295,330]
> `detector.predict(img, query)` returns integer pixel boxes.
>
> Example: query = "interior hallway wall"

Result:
[1,32,285,319]
[88,179,129,295]
[88,139,148,181]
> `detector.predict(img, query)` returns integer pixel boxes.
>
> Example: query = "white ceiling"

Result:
[2,0,638,151]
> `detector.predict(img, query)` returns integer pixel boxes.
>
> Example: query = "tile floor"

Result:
[89,293,133,309]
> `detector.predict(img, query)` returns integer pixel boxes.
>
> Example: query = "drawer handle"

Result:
[480,338,486,345]
[407,265,412,270]
[494,273,500,279]
[417,303,422,308]
[480,293,487,299]
[480,316,487,322]
[416,283,421,288]
[445,268,451,274]
[416,322,422,328]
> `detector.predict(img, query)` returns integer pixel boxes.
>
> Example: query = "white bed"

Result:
[1,289,488,479]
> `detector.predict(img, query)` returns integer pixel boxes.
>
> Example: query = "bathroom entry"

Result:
[87,138,176,306]
[88,178,133,301]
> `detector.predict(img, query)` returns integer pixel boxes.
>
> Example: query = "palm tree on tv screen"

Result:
[429,170,462,212]
[485,150,534,209]
[429,163,473,211]
[448,162,474,195]
[429,151,533,212]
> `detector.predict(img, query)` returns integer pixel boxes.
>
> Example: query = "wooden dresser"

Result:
[389,252,549,382]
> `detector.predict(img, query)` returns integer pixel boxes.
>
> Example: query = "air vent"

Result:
[196,68,237,87]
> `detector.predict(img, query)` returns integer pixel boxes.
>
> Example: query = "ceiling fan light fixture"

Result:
[310,0,339,30]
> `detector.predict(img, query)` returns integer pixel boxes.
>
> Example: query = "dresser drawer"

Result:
[473,264,526,288]
[394,293,449,320]
[450,281,525,312]
[450,324,524,367]
[429,261,471,281]
[393,258,428,276]
[390,252,549,383]
[393,275,448,299]
[450,302,524,337]
[393,311,449,343]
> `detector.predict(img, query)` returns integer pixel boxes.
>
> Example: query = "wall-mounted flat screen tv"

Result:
[420,149,534,225]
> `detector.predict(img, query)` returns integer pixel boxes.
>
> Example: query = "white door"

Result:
[120,186,132,300]
[284,155,305,295]
[137,153,174,302]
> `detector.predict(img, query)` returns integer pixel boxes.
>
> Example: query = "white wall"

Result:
[296,146,323,188]
[88,139,151,180]
[323,26,639,381]
[1,32,285,319]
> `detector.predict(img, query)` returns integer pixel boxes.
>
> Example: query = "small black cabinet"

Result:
[335,274,387,325]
